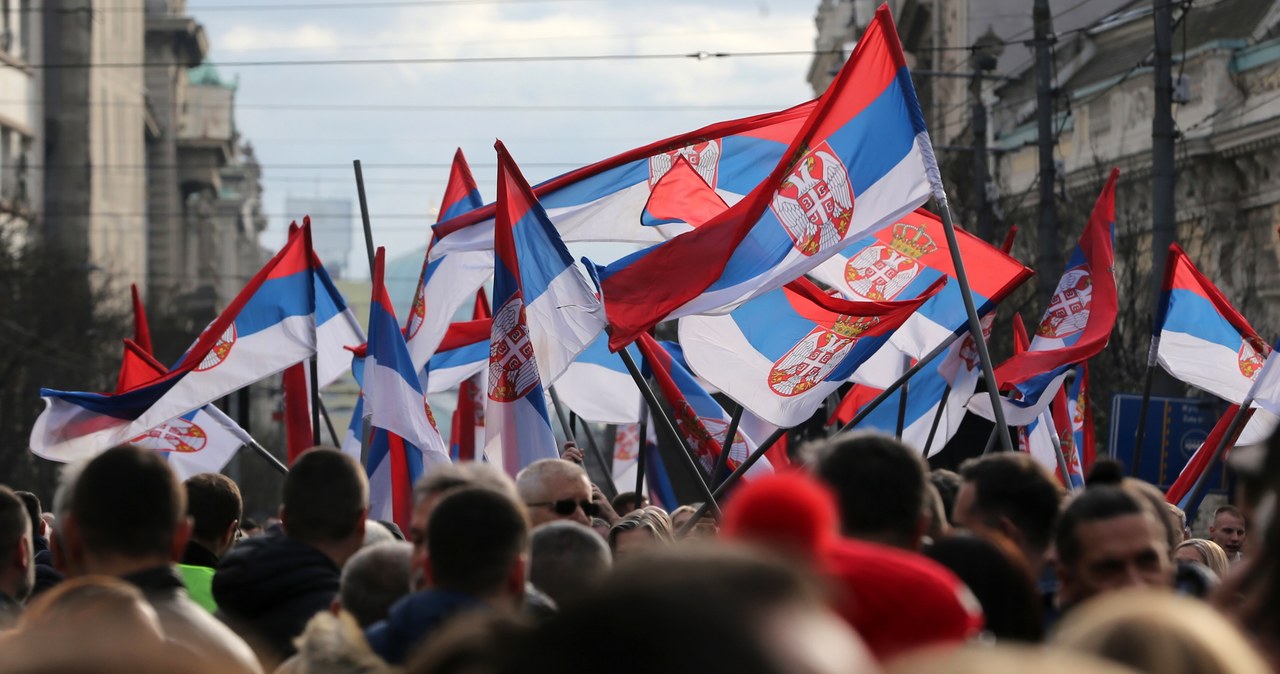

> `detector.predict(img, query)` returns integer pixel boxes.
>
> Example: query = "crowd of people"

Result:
[1,429,1279,673]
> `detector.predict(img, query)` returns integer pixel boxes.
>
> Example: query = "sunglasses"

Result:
[528,498,600,518]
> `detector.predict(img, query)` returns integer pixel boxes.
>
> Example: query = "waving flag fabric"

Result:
[423,319,492,394]
[31,225,342,462]
[636,334,771,479]
[601,7,940,349]
[448,291,491,462]
[342,395,365,462]
[131,284,154,355]
[404,149,492,374]
[364,248,451,532]
[968,169,1119,426]
[555,333,644,425]
[491,141,606,384]
[680,276,943,428]
[1165,404,1250,510]
[808,208,1031,385]
[1066,363,1096,471]
[1153,243,1271,405]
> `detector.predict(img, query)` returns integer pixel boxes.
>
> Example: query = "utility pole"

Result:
[971,31,1001,244]
[1151,0,1179,394]
[1033,0,1060,306]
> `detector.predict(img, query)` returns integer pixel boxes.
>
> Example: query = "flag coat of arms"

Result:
[364,248,451,532]
[485,142,606,474]
[404,149,492,375]
[600,6,941,349]
[968,169,1119,426]
[636,335,772,479]
[680,276,943,428]
[31,224,355,462]
[1153,243,1271,406]
[808,208,1031,386]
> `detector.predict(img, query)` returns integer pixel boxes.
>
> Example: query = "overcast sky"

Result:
[195,0,820,284]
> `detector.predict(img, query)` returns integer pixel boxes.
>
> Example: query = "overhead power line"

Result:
[27,0,604,13]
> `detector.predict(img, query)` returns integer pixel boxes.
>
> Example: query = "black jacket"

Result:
[212,531,340,661]
[30,534,62,597]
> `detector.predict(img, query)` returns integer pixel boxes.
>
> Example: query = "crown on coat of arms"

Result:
[832,314,877,338]
[888,222,938,260]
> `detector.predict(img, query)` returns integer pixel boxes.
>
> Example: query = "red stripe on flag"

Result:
[283,363,312,465]
[389,432,412,533]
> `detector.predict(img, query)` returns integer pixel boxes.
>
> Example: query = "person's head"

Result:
[0,486,34,603]
[1174,538,1230,579]
[1166,503,1191,542]
[408,463,518,588]
[924,533,1042,642]
[888,644,1142,674]
[239,518,260,538]
[516,459,594,528]
[808,431,929,549]
[183,473,242,559]
[929,470,962,525]
[338,541,412,628]
[1051,589,1269,674]
[608,509,673,560]
[425,487,529,606]
[954,452,1063,575]
[507,546,873,674]
[281,447,369,567]
[529,521,611,607]
[924,483,949,541]
[610,491,648,516]
[1209,505,1246,557]
[60,446,189,577]
[15,491,45,540]
[1055,486,1173,609]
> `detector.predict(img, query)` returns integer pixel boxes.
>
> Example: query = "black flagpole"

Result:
[895,354,911,440]
[921,384,951,457]
[677,426,785,536]
[710,402,744,488]
[1132,328,1159,476]
[635,403,649,503]
[840,331,962,433]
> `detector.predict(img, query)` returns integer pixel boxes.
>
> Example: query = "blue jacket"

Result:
[364,589,485,665]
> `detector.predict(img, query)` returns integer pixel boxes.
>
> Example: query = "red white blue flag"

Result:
[600,7,940,349]
[31,224,358,462]
[969,169,1119,426]
[485,142,605,474]
[364,248,451,532]
[554,333,644,425]
[423,318,491,394]
[679,277,943,428]
[1153,243,1271,405]
[404,149,491,375]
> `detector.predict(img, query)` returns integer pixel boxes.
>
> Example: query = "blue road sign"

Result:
[1108,394,1227,493]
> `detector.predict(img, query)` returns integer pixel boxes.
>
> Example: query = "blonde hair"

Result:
[1176,538,1231,578]
[1051,589,1269,674]
[889,644,1139,674]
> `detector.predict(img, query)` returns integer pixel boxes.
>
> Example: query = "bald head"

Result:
[516,459,593,527]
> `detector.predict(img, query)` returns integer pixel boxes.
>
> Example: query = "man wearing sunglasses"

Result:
[517,459,597,528]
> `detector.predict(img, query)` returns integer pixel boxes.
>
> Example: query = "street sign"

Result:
[1108,394,1227,492]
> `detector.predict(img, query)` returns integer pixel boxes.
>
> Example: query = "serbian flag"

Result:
[969,169,1119,426]
[1066,363,1096,471]
[600,7,940,348]
[808,208,1031,385]
[404,149,492,375]
[1153,243,1271,405]
[554,333,644,425]
[131,284,154,355]
[422,319,491,394]
[1165,405,1251,510]
[636,334,772,479]
[342,395,365,462]
[679,276,944,428]
[116,341,253,480]
[31,225,348,462]
[364,248,451,531]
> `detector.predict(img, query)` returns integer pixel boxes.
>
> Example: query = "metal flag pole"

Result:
[1131,329,1160,476]
[839,331,962,433]
[309,357,321,446]
[936,196,1015,453]
[547,386,578,447]
[317,395,342,447]
[1184,404,1254,517]
[635,403,649,501]
[921,384,951,457]
[617,346,722,518]
[580,416,619,497]
[1042,408,1073,489]
[353,160,377,274]
[677,425,785,536]
[246,437,289,475]
[709,402,744,488]
[895,353,911,440]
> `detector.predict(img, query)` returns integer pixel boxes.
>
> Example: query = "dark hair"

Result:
[1055,486,1147,566]
[71,446,185,557]
[529,522,611,607]
[924,534,1043,642]
[1214,505,1244,522]
[341,541,413,628]
[0,486,30,564]
[611,491,642,515]
[809,432,926,543]
[958,453,1063,554]
[504,546,818,674]
[184,474,242,543]
[15,491,42,539]
[283,447,368,543]
[427,488,529,596]
[929,470,962,525]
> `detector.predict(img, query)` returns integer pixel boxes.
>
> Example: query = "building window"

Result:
[0,0,26,61]
[0,126,30,207]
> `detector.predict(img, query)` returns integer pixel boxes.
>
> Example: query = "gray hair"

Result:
[339,541,413,628]
[515,459,587,503]
[529,521,611,607]
[413,462,518,505]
